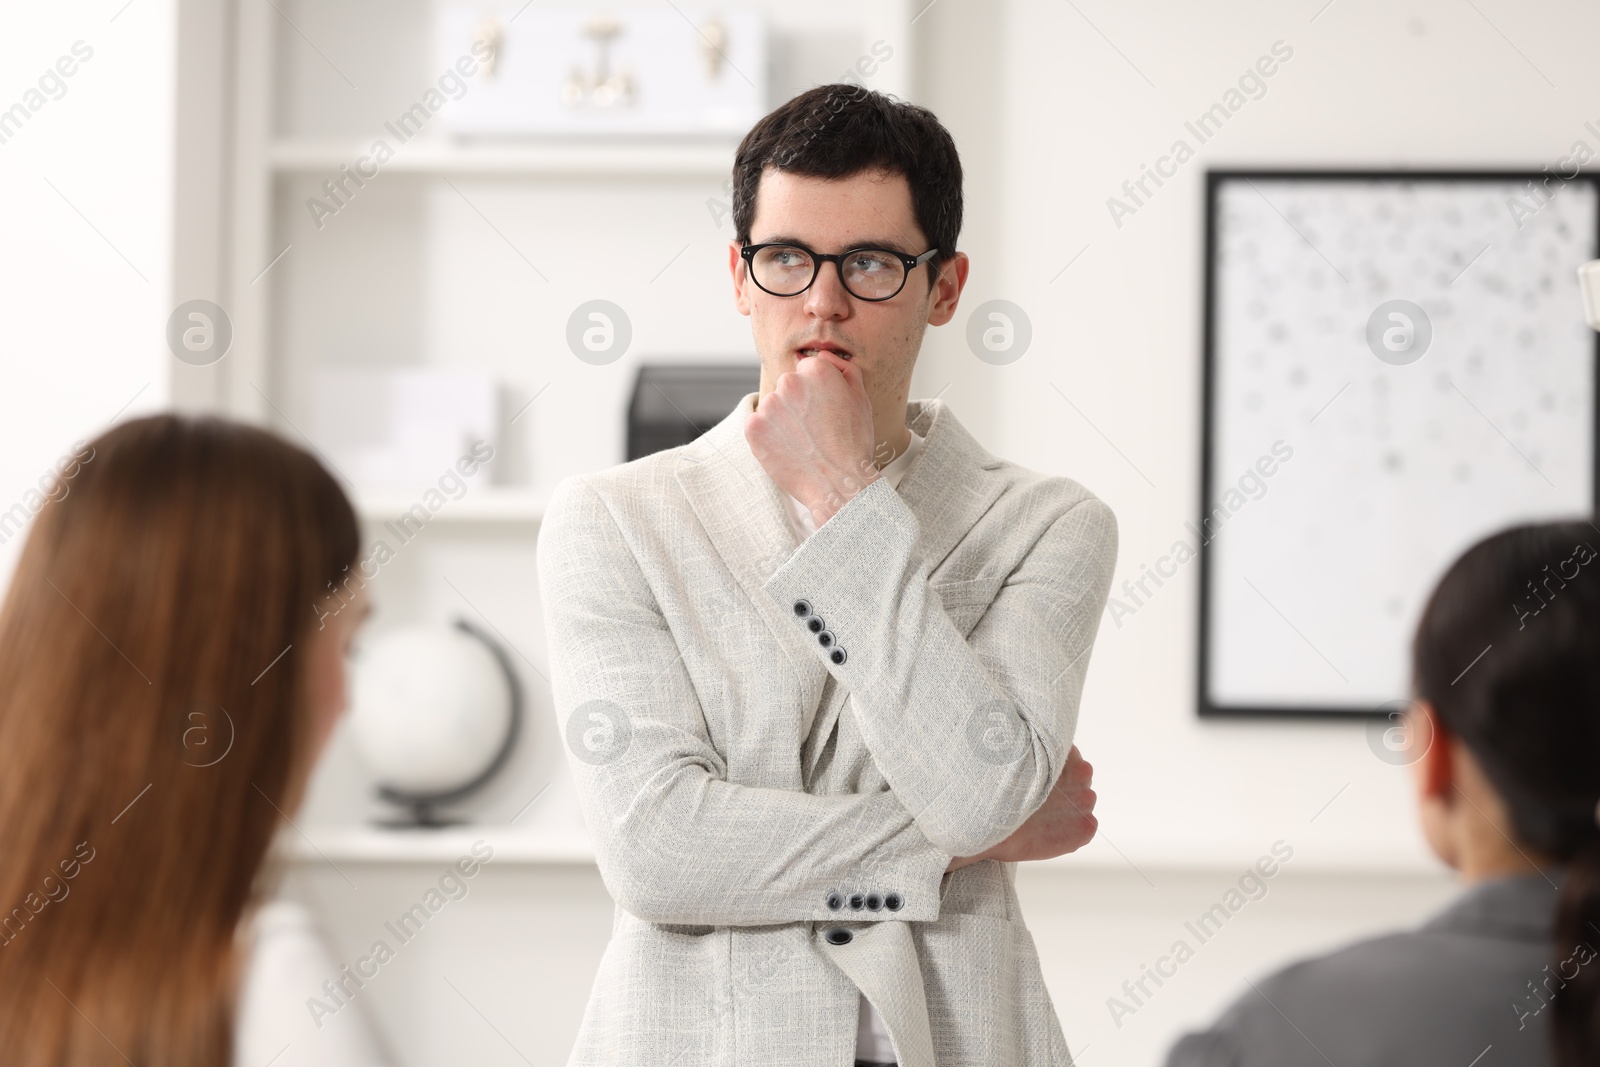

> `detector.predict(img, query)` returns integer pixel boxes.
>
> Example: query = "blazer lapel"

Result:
[892,396,1008,582]
[675,392,833,740]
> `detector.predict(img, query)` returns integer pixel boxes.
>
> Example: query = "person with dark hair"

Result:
[1165,518,1600,1067]
[539,84,1118,1066]
[0,415,389,1066]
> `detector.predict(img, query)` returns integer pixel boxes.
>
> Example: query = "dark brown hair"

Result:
[1411,519,1600,1066]
[0,413,359,1064]
[731,83,964,288]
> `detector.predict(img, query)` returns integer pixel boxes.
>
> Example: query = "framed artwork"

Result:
[1198,169,1600,717]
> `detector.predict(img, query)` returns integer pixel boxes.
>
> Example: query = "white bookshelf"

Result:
[268,137,741,177]
[275,825,1442,875]
[354,486,547,524]
[220,0,918,862]
[279,823,596,865]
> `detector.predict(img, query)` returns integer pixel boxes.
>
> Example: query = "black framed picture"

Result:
[1197,168,1600,718]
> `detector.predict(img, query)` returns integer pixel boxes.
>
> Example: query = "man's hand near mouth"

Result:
[745,347,881,527]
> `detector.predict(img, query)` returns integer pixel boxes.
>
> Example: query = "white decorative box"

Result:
[437,4,767,137]
[310,367,499,491]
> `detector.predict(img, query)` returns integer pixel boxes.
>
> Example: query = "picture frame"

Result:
[1196,168,1600,718]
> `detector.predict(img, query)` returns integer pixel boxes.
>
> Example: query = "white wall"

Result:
[916,0,1600,869]
[0,1,173,587]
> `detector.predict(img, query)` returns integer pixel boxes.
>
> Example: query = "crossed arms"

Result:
[536,472,1117,927]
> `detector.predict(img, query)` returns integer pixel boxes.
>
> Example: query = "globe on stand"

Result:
[347,617,522,827]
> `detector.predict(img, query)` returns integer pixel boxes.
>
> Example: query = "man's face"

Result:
[728,166,960,402]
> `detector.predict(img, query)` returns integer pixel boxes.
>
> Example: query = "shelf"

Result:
[279,824,596,865]
[354,487,546,525]
[275,824,1446,876]
[269,138,738,177]
[1033,838,1445,876]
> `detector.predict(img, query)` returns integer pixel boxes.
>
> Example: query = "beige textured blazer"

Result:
[536,391,1117,1066]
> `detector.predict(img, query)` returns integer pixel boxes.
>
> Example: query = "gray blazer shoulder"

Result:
[1164,874,1560,1067]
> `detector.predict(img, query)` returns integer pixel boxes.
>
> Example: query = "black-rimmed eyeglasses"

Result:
[740,242,939,302]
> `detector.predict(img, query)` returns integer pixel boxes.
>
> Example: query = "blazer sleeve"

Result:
[761,474,1117,859]
[536,476,954,927]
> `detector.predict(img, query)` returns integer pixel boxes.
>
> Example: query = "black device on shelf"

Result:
[626,363,761,461]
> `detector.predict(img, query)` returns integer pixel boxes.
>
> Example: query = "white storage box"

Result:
[437,3,767,137]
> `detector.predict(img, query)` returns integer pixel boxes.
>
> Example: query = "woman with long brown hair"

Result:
[0,413,388,1065]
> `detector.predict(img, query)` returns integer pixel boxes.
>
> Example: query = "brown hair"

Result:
[732,83,964,287]
[0,413,359,1063]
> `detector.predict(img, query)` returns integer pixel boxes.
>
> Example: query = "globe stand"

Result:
[373,798,466,829]
[367,616,524,830]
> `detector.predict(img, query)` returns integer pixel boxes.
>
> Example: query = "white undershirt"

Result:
[782,428,924,546]
[781,426,924,1064]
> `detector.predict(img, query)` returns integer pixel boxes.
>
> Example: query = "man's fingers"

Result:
[816,349,864,392]
[1061,755,1092,788]
[1052,781,1093,816]
[1063,789,1094,816]
[841,353,866,392]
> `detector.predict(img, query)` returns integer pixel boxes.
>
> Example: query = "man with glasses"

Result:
[538,83,1118,1067]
